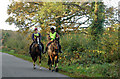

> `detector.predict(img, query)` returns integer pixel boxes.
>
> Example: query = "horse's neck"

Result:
[35,38,40,44]
[51,42,58,49]
[31,44,38,52]
[50,42,54,46]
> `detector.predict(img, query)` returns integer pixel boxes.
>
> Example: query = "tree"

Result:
[90,1,105,37]
[6,0,118,35]
[6,1,91,33]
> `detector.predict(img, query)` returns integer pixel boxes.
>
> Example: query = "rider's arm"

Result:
[32,33,35,41]
[47,34,51,40]
[56,33,59,38]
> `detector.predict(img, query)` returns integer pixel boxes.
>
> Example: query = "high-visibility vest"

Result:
[50,32,56,41]
[34,33,39,39]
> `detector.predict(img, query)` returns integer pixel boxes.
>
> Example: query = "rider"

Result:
[29,28,44,53]
[44,27,62,53]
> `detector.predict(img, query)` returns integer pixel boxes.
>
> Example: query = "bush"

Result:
[2,28,119,77]
[2,30,29,54]
[61,34,87,52]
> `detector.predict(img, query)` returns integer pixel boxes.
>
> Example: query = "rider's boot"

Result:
[44,46,48,54]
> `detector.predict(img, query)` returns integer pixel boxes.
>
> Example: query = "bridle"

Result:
[35,36,40,44]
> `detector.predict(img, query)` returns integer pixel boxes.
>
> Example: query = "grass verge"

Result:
[1,49,118,77]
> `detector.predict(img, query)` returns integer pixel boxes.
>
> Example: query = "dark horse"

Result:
[29,36,42,69]
[47,38,59,72]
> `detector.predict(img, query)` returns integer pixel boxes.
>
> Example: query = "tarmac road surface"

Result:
[1,52,68,78]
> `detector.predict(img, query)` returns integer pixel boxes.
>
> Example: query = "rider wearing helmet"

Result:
[44,27,62,53]
[29,28,44,53]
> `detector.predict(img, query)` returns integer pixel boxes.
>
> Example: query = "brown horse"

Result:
[47,38,59,72]
[30,36,42,69]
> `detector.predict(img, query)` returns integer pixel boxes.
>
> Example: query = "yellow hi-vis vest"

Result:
[50,32,56,41]
[34,33,39,39]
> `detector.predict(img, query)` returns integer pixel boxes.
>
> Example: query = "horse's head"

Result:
[31,43,39,53]
[31,36,40,53]
[52,38,59,53]
[34,36,40,44]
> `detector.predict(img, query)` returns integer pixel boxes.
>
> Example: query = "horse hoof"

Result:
[33,66,36,69]
[52,69,54,72]
[55,68,58,72]
[39,67,42,70]
[48,68,51,70]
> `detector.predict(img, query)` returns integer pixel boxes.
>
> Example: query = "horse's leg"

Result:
[48,55,51,70]
[51,56,54,67]
[34,56,37,62]
[55,55,59,72]
[51,56,55,72]
[33,56,37,69]
[32,56,36,69]
[50,55,54,71]
[38,55,41,69]
[33,60,35,68]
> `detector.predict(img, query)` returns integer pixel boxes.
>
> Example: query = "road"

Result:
[1,52,68,77]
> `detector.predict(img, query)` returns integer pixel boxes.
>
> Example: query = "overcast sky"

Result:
[0,0,119,31]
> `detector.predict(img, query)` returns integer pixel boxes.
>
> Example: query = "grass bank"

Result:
[1,49,119,77]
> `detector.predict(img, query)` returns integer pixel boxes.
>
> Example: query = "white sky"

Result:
[0,0,119,31]
[0,0,19,31]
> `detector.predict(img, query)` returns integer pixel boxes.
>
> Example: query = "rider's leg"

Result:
[44,44,48,54]
[38,44,42,52]
[29,41,35,53]
[41,42,44,53]
[29,43,33,53]
[44,41,52,53]
[58,44,62,53]
[58,40,62,53]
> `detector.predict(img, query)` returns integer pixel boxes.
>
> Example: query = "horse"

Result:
[29,36,42,69]
[47,38,59,72]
